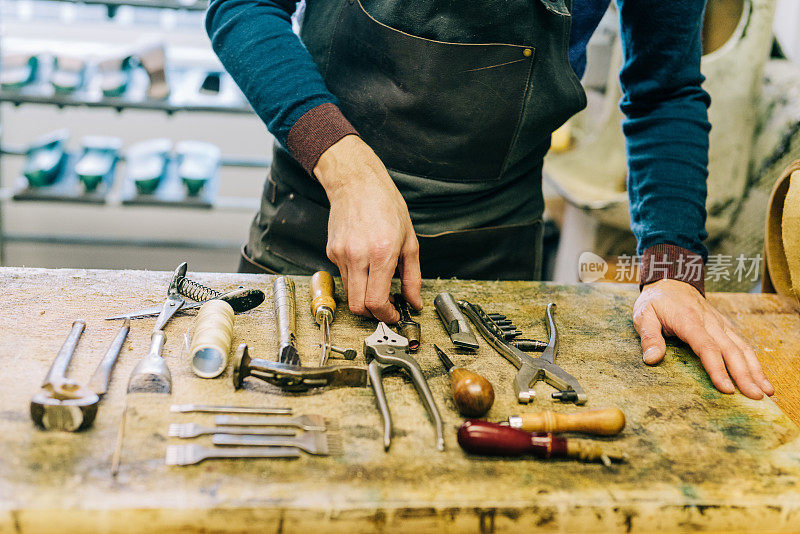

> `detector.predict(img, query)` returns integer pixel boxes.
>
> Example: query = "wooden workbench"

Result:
[2,267,800,533]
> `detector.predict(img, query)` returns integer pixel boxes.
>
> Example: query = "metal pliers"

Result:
[458,302,587,405]
[364,323,445,451]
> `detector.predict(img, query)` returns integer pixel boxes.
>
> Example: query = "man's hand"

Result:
[314,135,422,323]
[633,279,774,399]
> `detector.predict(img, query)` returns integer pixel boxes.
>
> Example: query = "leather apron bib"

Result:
[240,0,586,280]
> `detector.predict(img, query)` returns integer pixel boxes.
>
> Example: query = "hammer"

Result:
[30,319,130,431]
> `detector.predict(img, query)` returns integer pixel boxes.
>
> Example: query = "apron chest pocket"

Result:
[325,0,536,183]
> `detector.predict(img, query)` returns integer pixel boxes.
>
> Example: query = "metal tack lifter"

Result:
[458,301,587,405]
[364,323,445,451]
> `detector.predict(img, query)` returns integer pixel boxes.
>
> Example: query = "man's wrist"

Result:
[640,244,705,296]
[287,103,359,175]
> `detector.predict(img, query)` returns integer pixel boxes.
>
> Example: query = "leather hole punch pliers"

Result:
[458,302,587,405]
[364,323,445,451]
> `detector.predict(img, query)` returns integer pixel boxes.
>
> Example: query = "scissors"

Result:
[105,262,264,324]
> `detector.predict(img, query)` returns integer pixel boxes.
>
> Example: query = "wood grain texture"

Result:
[1,268,800,533]
[708,293,800,426]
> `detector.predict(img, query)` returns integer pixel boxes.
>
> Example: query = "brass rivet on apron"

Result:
[523,48,532,58]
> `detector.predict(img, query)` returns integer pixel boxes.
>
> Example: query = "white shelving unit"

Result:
[0,0,272,271]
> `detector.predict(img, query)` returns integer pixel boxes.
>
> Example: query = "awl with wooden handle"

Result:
[310,271,356,366]
[457,420,626,466]
[434,344,494,417]
[506,407,626,436]
[310,271,336,366]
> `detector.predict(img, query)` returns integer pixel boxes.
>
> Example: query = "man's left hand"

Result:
[632,279,774,400]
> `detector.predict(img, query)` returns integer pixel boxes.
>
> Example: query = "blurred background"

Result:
[0,0,799,291]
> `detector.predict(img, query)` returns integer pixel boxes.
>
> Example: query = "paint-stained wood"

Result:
[1,267,800,533]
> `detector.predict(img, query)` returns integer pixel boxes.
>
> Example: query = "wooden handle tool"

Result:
[310,271,336,320]
[507,407,625,436]
[457,420,626,466]
[310,271,352,366]
[434,344,494,417]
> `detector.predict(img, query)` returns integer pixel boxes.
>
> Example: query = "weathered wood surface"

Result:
[1,267,800,533]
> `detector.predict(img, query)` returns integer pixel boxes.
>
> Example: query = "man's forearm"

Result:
[205,0,357,173]
[615,0,711,292]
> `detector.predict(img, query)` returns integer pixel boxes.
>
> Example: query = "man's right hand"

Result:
[314,134,422,323]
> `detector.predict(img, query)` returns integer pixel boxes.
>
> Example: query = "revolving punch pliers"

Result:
[458,301,587,405]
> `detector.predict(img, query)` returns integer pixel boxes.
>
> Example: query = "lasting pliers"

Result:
[364,323,445,451]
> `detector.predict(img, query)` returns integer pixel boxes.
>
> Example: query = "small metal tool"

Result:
[170,404,292,415]
[321,344,357,360]
[155,262,189,331]
[274,276,300,366]
[364,323,445,451]
[166,444,300,466]
[106,262,265,321]
[30,319,129,431]
[127,331,171,393]
[168,423,296,438]
[458,301,587,405]
[213,431,342,456]
[215,414,330,431]
[393,293,420,351]
[510,339,548,352]
[434,292,479,350]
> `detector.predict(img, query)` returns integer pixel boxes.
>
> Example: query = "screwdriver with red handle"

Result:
[457,420,627,466]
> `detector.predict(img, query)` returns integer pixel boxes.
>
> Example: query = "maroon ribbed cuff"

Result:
[287,103,359,175]
[640,244,705,296]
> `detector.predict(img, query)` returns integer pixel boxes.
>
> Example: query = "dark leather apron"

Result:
[240,0,586,280]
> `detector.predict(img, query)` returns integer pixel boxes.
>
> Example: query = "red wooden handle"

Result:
[457,420,560,457]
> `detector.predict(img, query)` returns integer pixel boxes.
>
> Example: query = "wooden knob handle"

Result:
[451,367,494,417]
[516,408,625,435]
[310,271,336,320]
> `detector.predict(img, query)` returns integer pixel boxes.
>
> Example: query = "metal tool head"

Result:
[365,323,445,452]
[30,381,100,431]
[232,343,252,390]
[364,322,409,363]
[30,320,101,431]
[127,331,171,394]
[152,263,188,331]
[434,293,479,350]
